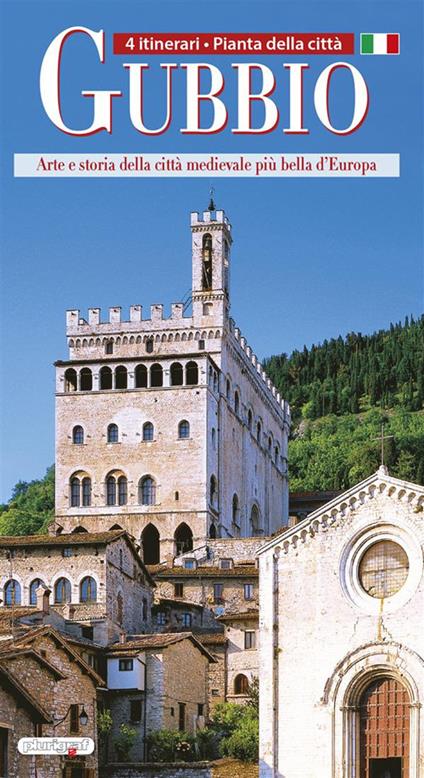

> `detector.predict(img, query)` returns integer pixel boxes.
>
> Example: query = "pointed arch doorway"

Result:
[359,677,410,778]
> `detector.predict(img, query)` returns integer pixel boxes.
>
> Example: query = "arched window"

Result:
[202,233,213,289]
[118,476,127,506]
[250,505,261,536]
[107,423,119,443]
[186,361,199,385]
[107,475,117,506]
[268,436,272,452]
[143,422,154,441]
[226,378,231,399]
[72,425,84,445]
[209,523,217,539]
[175,523,193,555]
[234,674,250,695]
[100,366,112,390]
[247,410,253,431]
[54,577,71,604]
[150,363,163,388]
[80,576,97,603]
[232,494,239,526]
[105,339,113,354]
[142,524,160,565]
[64,368,77,392]
[4,579,21,607]
[29,578,45,606]
[145,338,154,354]
[274,446,279,465]
[170,362,183,386]
[80,368,92,391]
[135,364,148,388]
[82,477,91,507]
[234,392,240,416]
[178,420,190,439]
[70,476,80,507]
[210,475,218,508]
[115,366,128,390]
[256,421,261,444]
[139,476,156,506]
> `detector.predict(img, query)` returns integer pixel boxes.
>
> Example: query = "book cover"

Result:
[0,1,422,777]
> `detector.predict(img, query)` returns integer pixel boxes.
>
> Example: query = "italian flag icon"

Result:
[360,33,400,54]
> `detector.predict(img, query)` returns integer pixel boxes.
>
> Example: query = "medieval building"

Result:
[53,203,290,561]
[258,468,424,778]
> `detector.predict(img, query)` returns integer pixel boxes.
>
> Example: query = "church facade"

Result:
[53,204,290,561]
[258,468,424,778]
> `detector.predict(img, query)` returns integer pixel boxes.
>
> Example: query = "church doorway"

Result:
[141,523,160,565]
[359,677,410,778]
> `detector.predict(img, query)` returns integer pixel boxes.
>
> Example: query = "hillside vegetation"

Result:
[264,316,424,491]
[0,466,54,536]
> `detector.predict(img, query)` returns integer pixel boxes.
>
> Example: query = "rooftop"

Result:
[107,632,216,662]
[149,564,258,579]
[0,530,125,547]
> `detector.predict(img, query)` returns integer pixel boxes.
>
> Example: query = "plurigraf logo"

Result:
[18,737,95,756]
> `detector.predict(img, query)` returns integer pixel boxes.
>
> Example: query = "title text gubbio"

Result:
[40,26,370,137]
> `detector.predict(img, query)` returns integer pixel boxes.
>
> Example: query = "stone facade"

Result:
[0,625,102,778]
[106,633,213,761]
[104,764,211,778]
[0,531,154,645]
[54,206,290,557]
[258,469,424,778]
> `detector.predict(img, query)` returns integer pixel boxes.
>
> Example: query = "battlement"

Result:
[228,318,290,422]
[190,209,231,230]
[66,302,189,335]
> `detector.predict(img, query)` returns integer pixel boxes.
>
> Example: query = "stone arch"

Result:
[234,674,249,695]
[250,504,262,536]
[71,526,88,533]
[323,642,423,778]
[174,523,193,556]
[141,524,160,565]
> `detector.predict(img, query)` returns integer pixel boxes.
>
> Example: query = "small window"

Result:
[70,704,80,734]
[130,700,142,723]
[244,631,256,650]
[72,425,84,445]
[256,422,261,444]
[178,702,186,732]
[118,476,127,506]
[107,476,117,506]
[234,392,240,416]
[211,427,216,448]
[220,559,233,570]
[184,559,196,570]
[213,583,224,604]
[107,424,119,443]
[156,611,166,625]
[234,674,250,695]
[105,340,113,354]
[82,477,91,507]
[146,338,154,354]
[70,477,80,507]
[247,410,253,431]
[198,703,204,716]
[119,659,133,671]
[198,339,205,350]
[143,422,154,441]
[244,583,254,600]
[174,583,184,598]
[142,597,148,621]
[62,547,73,558]
[182,612,192,628]
[81,626,94,640]
[211,689,220,697]
[178,420,190,439]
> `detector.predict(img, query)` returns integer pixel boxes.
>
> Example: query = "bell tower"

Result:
[190,195,232,325]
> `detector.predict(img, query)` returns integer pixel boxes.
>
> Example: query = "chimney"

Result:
[36,585,51,614]
[63,603,76,620]
[119,631,127,644]
[166,554,174,569]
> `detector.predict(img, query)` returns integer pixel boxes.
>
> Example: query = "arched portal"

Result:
[175,523,193,556]
[359,677,410,778]
[141,524,160,565]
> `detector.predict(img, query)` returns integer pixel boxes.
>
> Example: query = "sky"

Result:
[0,0,423,501]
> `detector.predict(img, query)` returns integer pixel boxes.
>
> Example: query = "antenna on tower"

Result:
[208,186,216,211]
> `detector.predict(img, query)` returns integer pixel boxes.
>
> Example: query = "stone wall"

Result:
[105,762,211,778]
